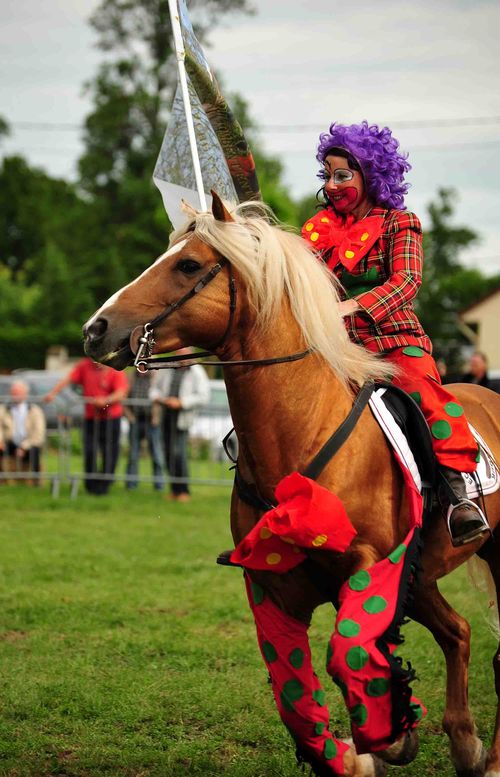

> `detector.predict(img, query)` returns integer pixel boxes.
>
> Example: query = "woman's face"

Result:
[322,154,367,215]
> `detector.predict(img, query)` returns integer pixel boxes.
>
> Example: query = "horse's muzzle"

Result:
[83,316,133,369]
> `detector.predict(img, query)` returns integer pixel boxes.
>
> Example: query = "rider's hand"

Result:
[338,299,360,317]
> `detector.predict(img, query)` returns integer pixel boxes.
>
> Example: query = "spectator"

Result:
[461,351,491,389]
[149,349,210,502]
[436,358,448,381]
[0,381,46,485]
[45,358,128,495]
[125,370,165,491]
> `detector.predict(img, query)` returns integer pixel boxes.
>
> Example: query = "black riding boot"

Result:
[438,466,490,547]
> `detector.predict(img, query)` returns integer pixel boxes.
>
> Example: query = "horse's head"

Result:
[83,193,235,370]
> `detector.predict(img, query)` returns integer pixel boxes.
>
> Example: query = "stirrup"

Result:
[446,500,491,547]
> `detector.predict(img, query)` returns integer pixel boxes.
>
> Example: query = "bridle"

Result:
[131,257,312,373]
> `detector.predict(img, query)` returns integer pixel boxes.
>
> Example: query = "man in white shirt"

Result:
[149,349,210,502]
[0,381,46,484]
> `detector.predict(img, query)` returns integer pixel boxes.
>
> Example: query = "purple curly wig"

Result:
[317,121,411,210]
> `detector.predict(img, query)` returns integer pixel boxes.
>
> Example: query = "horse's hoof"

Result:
[373,756,388,776]
[378,729,419,765]
[356,754,387,776]
[456,744,487,777]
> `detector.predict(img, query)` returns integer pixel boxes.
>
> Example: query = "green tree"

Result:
[0,116,9,142]
[416,189,500,366]
[0,156,90,281]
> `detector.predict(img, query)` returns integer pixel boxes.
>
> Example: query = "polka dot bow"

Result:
[302,209,384,271]
[230,472,357,572]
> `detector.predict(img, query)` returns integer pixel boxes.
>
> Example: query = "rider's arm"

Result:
[353,211,423,323]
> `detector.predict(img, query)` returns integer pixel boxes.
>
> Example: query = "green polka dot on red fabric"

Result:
[326,642,333,665]
[314,722,326,736]
[332,675,348,699]
[350,703,368,726]
[402,346,424,358]
[431,419,452,440]
[444,401,464,418]
[251,582,264,605]
[337,618,361,638]
[363,595,388,614]
[388,543,406,564]
[289,648,304,669]
[346,646,369,671]
[410,701,424,721]
[409,391,421,405]
[262,641,277,663]
[366,678,390,697]
[312,689,326,706]
[348,569,371,592]
[281,679,304,711]
[324,739,338,760]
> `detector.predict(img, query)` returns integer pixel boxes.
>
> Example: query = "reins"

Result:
[131,258,313,373]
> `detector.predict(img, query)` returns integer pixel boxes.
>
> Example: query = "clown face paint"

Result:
[323,155,370,218]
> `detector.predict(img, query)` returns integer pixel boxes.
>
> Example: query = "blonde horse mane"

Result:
[171,201,393,388]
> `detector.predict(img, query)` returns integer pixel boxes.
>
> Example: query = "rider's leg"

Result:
[384,347,489,546]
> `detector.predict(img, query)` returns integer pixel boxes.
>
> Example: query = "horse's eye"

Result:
[176,259,201,275]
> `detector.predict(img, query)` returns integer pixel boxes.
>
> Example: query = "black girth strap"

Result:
[302,380,375,481]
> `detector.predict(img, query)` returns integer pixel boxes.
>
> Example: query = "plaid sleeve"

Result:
[354,212,423,323]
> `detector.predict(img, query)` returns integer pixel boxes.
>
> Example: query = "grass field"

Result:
[0,483,497,776]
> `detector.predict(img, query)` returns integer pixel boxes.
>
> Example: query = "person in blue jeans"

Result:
[149,349,210,502]
[125,371,165,491]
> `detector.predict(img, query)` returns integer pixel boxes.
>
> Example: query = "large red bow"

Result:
[302,209,384,271]
[230,472,357,573]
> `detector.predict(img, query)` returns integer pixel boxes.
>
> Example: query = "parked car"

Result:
[190,378,237,460]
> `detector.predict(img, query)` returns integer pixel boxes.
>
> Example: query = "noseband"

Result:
[130,258,312,372]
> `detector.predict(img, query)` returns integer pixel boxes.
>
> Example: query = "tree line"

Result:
[0,0,498,370]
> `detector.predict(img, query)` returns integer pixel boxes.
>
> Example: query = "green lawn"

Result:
[0,484,497,776]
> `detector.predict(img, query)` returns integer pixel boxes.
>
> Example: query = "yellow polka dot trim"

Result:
[361,232,369,242]
[320,217,330,223]
[312,534,328,547]
[344,250,355,259]
[305,222,314,232]
[311,232,319,242]
[260,526,272,540]
[281,536,295,545]
[266,553,282,566]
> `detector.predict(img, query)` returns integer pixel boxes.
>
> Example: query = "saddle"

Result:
[371,383,436,520]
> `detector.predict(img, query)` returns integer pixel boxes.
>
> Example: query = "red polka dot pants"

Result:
[384,347,478,472]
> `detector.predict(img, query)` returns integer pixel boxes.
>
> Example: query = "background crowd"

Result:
[0,352,210,497]
[0,351,495,493]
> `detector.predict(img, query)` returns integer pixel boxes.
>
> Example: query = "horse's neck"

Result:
[221,310,353,502]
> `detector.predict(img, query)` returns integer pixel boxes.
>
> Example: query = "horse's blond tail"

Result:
[467,555,499,639]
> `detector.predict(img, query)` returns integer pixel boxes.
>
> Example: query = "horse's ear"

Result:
[211,190,233,222]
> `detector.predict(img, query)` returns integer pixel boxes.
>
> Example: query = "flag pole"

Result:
[167,0,208,211]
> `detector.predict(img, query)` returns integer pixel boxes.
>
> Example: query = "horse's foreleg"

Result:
[412,582,486,776]
[245,576,386,777]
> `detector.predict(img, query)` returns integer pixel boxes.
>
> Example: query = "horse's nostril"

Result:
[85,317,108,341]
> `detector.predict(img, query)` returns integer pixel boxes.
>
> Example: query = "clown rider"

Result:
[301,120,488,547]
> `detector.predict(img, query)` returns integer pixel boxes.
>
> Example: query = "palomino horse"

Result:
[83,194,500,777]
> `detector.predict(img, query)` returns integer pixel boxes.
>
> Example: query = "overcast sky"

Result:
[2,0,500,271]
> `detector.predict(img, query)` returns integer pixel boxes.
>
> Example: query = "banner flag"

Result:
[155,0,260,228]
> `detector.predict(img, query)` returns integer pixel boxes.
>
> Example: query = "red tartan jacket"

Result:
[302,206,432,355]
